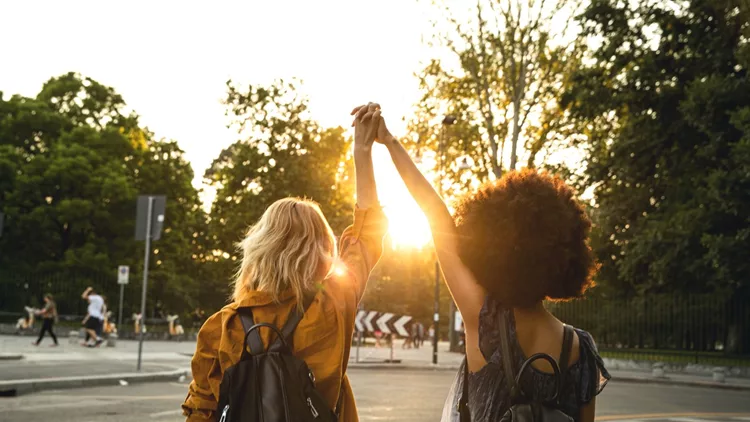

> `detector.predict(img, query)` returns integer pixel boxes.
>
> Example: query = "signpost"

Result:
[353,310,413,364]
[117,265,129,331]
[135,195,166,372]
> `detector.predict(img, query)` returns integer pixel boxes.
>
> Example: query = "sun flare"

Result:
[372,148,433,249]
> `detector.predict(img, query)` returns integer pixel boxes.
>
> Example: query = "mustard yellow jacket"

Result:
[182,207,387,421]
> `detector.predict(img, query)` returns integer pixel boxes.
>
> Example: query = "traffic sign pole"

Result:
[356,305,363,363]
[118,283,124,331]
[137,196,154,372]
[117,265,129,333]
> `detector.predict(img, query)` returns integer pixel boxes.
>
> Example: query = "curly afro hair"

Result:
[454,169,597,308]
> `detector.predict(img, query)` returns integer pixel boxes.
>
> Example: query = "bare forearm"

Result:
[354,147,378,209]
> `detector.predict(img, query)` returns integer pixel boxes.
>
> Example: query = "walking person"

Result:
[81,287,105,347]
[416,321,425,348]
[182,107,387,421]
[32,294,59,347]
[352,104,609,421]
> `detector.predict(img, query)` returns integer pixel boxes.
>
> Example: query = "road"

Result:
[1,369,749,422]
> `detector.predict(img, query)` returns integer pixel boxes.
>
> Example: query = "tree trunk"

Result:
[509,65,526,171]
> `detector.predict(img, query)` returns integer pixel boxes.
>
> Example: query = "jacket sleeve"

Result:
[334,206,388,303]
[182,313,223,421]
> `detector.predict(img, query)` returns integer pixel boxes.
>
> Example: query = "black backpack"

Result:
[215,302,339,422]
[459,311,575,422]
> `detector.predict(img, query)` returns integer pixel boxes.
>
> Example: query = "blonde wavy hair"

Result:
[232,197,337,310]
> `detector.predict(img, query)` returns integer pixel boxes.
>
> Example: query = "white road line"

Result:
[150,409,182,418]
[669,418,719,422]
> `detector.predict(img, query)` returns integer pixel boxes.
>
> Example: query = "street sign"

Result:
[118,265,130,285]
[363,311,377,332]
[376,312,394,334]
[355,310,367,332]
[356,310,413,337]
[393,315,412,337]
[135,195,166,241]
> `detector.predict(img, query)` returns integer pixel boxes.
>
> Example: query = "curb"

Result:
[0,368,189,396]
[607,373,750,391]
[348,363,750,390]
[0,353,23,361]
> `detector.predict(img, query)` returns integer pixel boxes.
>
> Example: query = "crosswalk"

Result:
[600,415,750,422]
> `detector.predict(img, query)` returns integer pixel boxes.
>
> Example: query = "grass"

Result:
[600,349,750,367]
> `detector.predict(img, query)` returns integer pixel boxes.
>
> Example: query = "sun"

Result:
[372,148,433,249]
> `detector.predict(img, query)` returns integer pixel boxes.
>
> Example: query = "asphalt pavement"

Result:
[1,369,749,422]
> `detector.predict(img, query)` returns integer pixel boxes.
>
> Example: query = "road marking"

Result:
[150,409,182,418]
[0,394,186,412]
[597,413,750,421]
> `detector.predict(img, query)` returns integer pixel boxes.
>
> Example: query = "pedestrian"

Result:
[353,104,610,421]
[167,313,184,338]
[374,329,383,348]
[32,294,58,347]
[16,306,37,333]
[416,322,425,348]
[402,325,414,349]
[428,323,436,345]
[182,111,388,422]
[81,287,105,347]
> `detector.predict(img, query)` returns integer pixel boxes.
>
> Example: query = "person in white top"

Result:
[81,287,104,347]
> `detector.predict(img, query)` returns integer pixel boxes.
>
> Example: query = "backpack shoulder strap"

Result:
[556,325,575,405]
[498,309,520,399]
[269,294,315,352]
[238,308,263,359]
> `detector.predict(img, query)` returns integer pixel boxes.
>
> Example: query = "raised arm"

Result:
[352,105,485,332]
[327,103,388,308]
[353,103,379,209]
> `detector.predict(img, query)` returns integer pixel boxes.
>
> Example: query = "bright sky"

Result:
[0,0,452,246]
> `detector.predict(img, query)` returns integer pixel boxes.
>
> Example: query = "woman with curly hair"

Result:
[351,103,609,422]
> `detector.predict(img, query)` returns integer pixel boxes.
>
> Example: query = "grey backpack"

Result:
[458,312,575,422]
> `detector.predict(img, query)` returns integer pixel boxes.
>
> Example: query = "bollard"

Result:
[107,333,118,348]
[652,362,666,378]
[68,330,79,345]
[712,367,726,383]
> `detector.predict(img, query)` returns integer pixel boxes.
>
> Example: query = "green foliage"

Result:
[565,0,750,296]
[0,73,207,315]
[203,79,354,290]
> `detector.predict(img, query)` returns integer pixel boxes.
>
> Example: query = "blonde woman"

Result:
[182,103,387,422]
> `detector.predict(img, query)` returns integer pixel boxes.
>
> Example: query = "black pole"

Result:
[433,259,440,365]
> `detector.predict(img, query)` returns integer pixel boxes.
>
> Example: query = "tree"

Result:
[203,79,354,290]
[407,0,585,193]
[565,0,750,300]
[0,73,207,316]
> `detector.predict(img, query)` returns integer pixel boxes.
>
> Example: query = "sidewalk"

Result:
[2,335,749,393]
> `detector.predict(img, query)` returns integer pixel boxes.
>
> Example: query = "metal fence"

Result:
[0,269,139,321]
[548,294,750,366]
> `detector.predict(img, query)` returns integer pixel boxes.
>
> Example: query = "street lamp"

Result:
[433,115,457,365]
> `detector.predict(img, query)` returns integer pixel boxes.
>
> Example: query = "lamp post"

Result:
[433,115,457,364]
